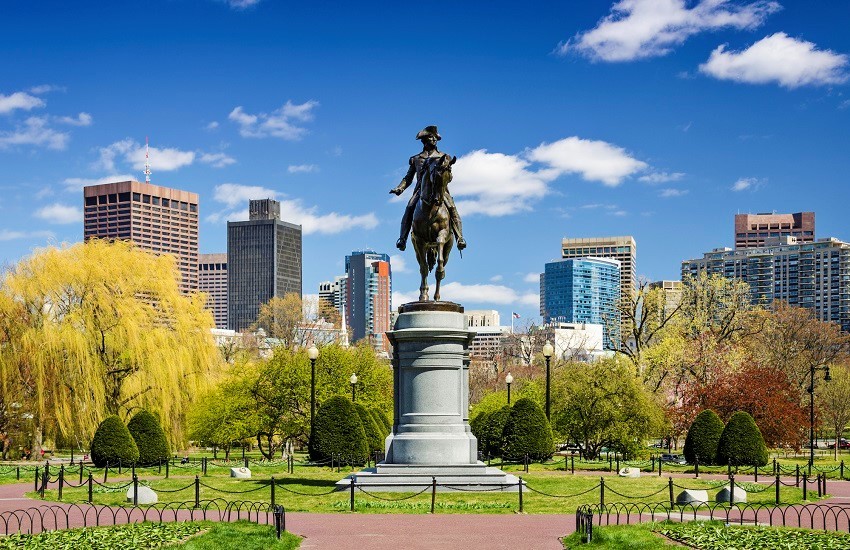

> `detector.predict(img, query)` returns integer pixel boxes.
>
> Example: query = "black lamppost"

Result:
[542,340,554,420]
[809,364,831,472]
[350,373,358,402]
[308,344,319,453]
[505,372,513,405]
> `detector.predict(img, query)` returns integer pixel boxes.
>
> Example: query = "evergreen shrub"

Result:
[716,411,769,466]
[127,410,170,466]
[354,403,384,454]
[481,405,512,458]
[90,415,140,467]
[310,396,368,464]
[683,409,725,465]
[501,398,554,461]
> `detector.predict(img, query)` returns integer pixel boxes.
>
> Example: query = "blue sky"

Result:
[2,0,850,323]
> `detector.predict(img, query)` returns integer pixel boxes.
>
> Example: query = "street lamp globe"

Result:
[307,344,319,360]
[350,373,358,385]
[542,341,554,358]
[505,372,513,385]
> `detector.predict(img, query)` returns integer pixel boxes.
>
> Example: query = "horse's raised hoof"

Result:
[457,237,467,251]
[396,238,407,251]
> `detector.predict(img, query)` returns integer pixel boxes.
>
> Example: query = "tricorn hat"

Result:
[415,125,441,141]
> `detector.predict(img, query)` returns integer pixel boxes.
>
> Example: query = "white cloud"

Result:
[639,171,685,184]
[659,188,688,197]
[28,84,64,95]
[452,150,550,216]
[34,203,82,224]
[523,273,540,284]
[96,139,223,172]
[226,0,260,8]
[731,177,764,191]
[560,0,780,62]
[199,152,236,168]
[0,117,68,150]
[228,100,318,140]
[56,112,92,126]
[490,275,503,282]
[0,92,44,115]
[527,137,648,186]
[208,183,378,234]
[390,254,408,273]
[0,229,54,241]
[392,290,421,311]
[288,164,318,173]
[63,174,135,192]
[700,33,849,88]
[610,210,628,217]
[205,121,219,131]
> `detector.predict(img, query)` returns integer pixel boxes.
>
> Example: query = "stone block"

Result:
[230,467,252,478]
[126,486,158,505]
[618,467,640,478]
[675,489,708,506]
[715,485,747,503]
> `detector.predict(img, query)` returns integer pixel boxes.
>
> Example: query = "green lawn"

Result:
[33,465,823,514]
[563,521,850,549]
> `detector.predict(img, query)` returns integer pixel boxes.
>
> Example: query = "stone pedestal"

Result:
[336,302,520,492]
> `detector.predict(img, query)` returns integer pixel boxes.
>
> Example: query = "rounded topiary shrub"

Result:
[90,415,140,467]
[481,405,512,458]
[369,408,391,437]
[501,398,554,462]
[470,411,488,453]
[354,403,384,454]
[127,410,170,466]
[716,411,769,467]
[310,396,368,464]
[684,409,725,466]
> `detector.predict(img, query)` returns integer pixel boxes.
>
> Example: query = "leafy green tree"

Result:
[501,398,553,461]
[127,410,170,465]
[90,415,139,467]
[553,359,665,459]
[683,409,724,465]
[716,411,768,466]
[188,377,258,460]
[310,396,368,464]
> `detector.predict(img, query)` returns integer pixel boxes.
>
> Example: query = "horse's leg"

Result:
[413,238,429,301]
[434,230,449,301]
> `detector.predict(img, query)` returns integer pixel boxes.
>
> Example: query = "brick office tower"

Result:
[227,199,302,332]
[83,181,199,293]
[345,250,392,352]
[199,253,228,329]
[561,236,636,302]
[734,212,815,249]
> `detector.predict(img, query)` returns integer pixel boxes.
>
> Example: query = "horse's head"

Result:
[423,155,457,205]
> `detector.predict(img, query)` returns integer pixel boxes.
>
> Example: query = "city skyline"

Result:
[2,2,850,323]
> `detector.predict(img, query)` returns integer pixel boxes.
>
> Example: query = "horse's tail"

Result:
[427,248,436,273]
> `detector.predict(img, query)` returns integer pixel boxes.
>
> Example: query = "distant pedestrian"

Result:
[2,433,11,460]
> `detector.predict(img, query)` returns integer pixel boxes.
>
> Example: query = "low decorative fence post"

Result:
[132,475,138,506]
[34,466,39,492]
[571,454,575,474]
[668,477,674,508]
[166,460,170,479]
[796,465,800,487]
[194,475,200,508]
[518,476,524,513]
[695,458,699,478]
[803,475,808,501]
[88,473,93,503]
[754,464,758,482]
[270,476,276,507]
[274,505,284,540]
[729,474,735,506]
[58,466,64,501]
[599,477,605,506]
[842,460,845,481]
[349,476,355,512]
[430,477,436,514]
[775,474,780,504]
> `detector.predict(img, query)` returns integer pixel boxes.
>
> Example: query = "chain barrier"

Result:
[148,481,197,494]
[523,483,601,498]
[439,484,515,493]
[198,481,267,495]
[604,485,668,500]
[355,485,431,501]
[276,484,339,496]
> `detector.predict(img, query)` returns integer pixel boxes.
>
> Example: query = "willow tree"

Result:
[0,240,221,448]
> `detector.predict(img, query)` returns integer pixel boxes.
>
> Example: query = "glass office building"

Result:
[540,257,621,348]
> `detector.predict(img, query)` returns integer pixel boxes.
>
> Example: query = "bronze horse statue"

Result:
[411,154,457,301]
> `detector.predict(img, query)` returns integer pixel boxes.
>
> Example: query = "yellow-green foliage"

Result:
[0,239,222,447]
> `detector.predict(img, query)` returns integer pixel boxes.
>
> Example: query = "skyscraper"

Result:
[682,236,850,332]
[539,257,621,347]
[561,236,636,304]
[345,250,392,351]
[199,253,228,329]
[83,180,199,293]
[227,199,302,332]
[734,212,815,249]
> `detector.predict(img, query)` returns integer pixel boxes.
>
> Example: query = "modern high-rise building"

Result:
[648,280,683,317]
[682,236,850,332]
[561,236,636,304]
[318,275,348,317]
[199,253,228,329]
[734,212,815,249]
[540,257,621,347]
[345,250,392,351]
[227,199,303,332]
[83,180,199,293]
[464,310,501,329]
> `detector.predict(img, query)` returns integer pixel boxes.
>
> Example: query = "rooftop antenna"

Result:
[144,136,152,184]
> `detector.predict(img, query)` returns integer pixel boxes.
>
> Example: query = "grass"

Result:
[0,521,204,549]
[561,523,678,549]
[31,465,824,514]
[172,521,301,549]
[563,521,850,549]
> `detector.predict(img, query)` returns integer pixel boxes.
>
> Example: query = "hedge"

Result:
[354,403,384,454]
[127,410,170,466]
[90,415,140,467]
[501,398,554,462]
[683,409,725,466]
[310,396,368,464]
[480,405,512,458]
[716,411,769,466]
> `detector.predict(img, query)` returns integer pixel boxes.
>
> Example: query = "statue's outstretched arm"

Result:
[390,158,416,195]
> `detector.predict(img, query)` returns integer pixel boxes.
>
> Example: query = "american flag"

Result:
[512,312,521,319]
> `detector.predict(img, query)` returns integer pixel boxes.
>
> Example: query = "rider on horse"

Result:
[390,126,466,252]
